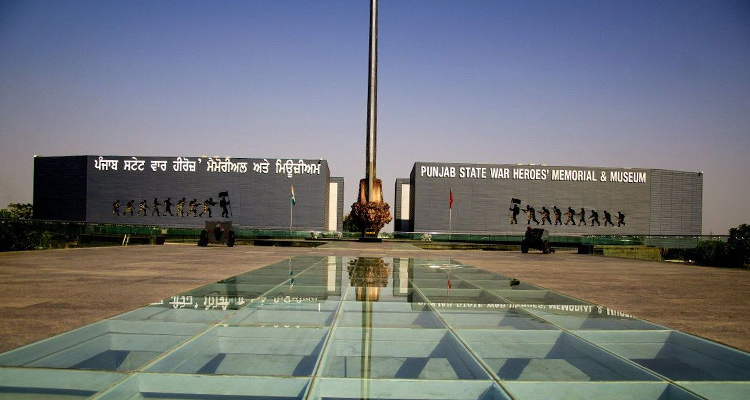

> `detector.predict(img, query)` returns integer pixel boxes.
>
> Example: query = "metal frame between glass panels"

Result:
[1,256,749,399]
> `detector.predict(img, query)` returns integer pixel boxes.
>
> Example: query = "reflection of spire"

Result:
[347,258,390,287]
[347,257,390,302]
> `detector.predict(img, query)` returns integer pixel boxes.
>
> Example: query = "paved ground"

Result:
[0,241,748,354]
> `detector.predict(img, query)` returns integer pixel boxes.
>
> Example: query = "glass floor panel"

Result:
[0,256,748,399]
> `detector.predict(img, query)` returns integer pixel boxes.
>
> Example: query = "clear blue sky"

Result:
[1,0,748,234]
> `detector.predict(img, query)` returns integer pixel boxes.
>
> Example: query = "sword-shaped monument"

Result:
[350,0,392,239]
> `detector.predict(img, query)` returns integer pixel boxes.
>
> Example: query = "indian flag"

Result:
[291,185,296,206]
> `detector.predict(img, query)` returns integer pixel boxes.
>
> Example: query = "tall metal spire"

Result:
[351,0,391,238]
[365,0,378,202]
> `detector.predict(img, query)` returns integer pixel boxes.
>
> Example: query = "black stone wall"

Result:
[33,156,88,221]
[405,162,702,236]
[34,155,334,230]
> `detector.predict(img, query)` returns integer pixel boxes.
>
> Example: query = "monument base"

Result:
[350,179,392,238]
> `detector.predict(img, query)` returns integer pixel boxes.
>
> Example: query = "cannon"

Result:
[198,221,235,247]
[521,228,554,254]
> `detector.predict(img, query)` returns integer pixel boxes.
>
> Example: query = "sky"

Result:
[1,0,748,234]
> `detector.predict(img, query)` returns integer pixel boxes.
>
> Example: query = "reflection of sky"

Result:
[1,1,749,234]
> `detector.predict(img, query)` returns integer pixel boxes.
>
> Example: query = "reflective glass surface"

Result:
[0,256,748,399]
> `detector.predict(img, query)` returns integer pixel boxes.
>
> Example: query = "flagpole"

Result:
[290,185,295,233]
[449,188,453,241]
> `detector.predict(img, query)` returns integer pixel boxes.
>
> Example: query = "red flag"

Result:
[449,188,454,209]
[447,277,452,290]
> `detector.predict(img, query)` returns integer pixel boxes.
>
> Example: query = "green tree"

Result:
[687,223,750,268]
[1,203,38,251]
[727,223,750,268]
[0,221,13,251]
[686,240,729,267]
[342,213,359,233]
[0,203,33,219]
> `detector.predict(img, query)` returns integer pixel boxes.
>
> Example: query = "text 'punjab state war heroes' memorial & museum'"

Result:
[32,155,703,239]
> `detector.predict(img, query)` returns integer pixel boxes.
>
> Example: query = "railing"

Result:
[165,227,361,242]
[1,218,728,251]
[392,231,727,249]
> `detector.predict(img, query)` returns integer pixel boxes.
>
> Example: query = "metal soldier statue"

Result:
[589,209,600,226]
[200,197,217,218]
[579,207,587,226]
[176,197,186,217]
[509,203,520,224]
[220,196,230,218]
[617,211,626,227]
[124,200,134,216]
[151,197,161,216]
[540,207,552,225]
[553,206,562,225]
[164,197,173,216]
[138,200,148,216]
[524,205,539,225]
[603,210,615,226]
[188,199,198,217]
[112,200,121,216]
[565,207,576,225]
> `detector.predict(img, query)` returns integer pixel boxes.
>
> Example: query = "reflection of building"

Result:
[395,162,703,235]
[33,155,344,231]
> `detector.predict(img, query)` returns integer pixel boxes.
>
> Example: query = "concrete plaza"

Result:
[1,241,748,354]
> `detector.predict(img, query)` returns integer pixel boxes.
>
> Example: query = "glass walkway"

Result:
[0,256,748,399]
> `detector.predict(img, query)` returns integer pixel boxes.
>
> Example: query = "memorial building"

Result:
[33,155,344,231]
[394,162,703,236]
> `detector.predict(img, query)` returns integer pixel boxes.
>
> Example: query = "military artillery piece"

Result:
[521,227,554,254]
[198,221,236,247]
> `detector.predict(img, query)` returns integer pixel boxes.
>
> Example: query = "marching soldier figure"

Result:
[200,197,217,218]
[164,197,173,216]
[112,200,121,216]
[579,207,587,226]
[589,209,601,226]
[553,206,562,225]
[540,207,552,225]
[524,205,539,225]
[138,200,148,216]
[509,203,520,224]
[151,197,161,216]
[176,197,186,217]
[617,211,626,227]
[188,199,198,217]
[565,207,576,225]
[220,196,230,218]
[124,200,134,216]
[603,210,615,226]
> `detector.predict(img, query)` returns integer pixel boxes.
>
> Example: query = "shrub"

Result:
[727,224,750,268]
[686,240,731,267]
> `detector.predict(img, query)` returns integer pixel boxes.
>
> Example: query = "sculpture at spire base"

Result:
[350,179,391,238]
